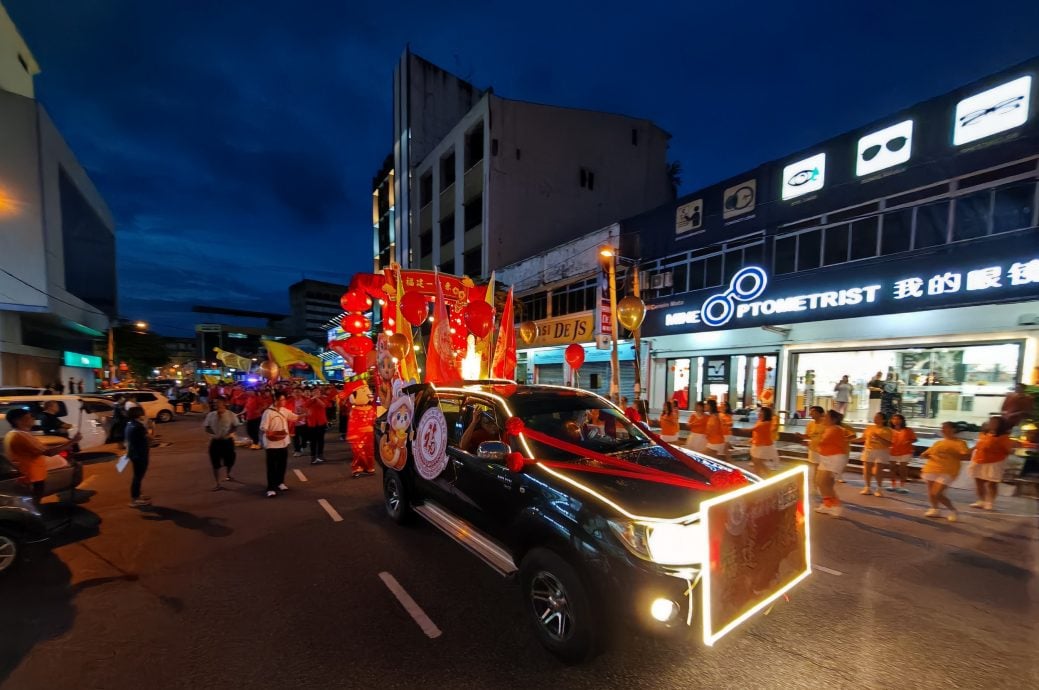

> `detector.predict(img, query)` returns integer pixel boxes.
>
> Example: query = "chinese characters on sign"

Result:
[894,260,1039,300]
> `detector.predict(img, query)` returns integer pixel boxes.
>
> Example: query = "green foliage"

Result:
[113,326,170,379]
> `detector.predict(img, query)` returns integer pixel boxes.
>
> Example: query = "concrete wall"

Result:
[487,98,672,271]
[0,2,38,99]
[497,224,618,293]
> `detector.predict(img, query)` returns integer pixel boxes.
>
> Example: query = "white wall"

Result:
[497,224,618,293]
[0,3,37,99]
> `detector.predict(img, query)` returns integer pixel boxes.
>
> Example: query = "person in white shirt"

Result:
[259,392,299,497]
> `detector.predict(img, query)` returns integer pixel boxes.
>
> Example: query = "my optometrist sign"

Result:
[658,256,1039,333]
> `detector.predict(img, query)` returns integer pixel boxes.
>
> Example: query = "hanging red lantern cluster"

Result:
[343,314,371,335]
[340,289,372,314]
[337,289,375,372]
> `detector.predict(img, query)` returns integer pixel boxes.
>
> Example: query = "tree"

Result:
[113,326,170,381]
[667,161,683,199]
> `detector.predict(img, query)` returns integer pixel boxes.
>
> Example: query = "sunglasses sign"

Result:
[856,119,913,177]
[953,75,1032,146]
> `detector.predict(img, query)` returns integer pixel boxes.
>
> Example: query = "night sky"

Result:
[6,0,1037,336]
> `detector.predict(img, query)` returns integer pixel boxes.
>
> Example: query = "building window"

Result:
[516,148,522,161]
[440,215,454,246]
[420,230,433,258]
[18,54,29,73]
[796,230,821,271]
[420,172,433,207]
[993,182,1034,233]
[465,123,484,169]
[491,138,499,156]
[464,195,482,231]
[953,190,992,241]
[631,128,638,146]
[914,201,949,249]
[523,292,548,321]
[463,247,481,277]
[441,259,455,275]
[579,168,596,190]
[881,208,912,255]
[441,151,456,189]
[849,217,879,260]
[775,236,797,275]
[823,224,849,266]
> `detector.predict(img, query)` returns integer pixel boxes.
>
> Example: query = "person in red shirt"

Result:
[620,396,641,424]
[304,389,329,464]
[243,391,266,450]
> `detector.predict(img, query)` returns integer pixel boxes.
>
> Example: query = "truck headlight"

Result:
[609,519,705,566]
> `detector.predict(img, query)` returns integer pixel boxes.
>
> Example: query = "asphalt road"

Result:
[1,415,1036,689]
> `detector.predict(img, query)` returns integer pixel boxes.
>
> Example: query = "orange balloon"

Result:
[388,332,411,360]
[518,321,538,345]
[617,295,646,331]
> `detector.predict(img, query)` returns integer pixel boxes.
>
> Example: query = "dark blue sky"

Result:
[7,0,1037,335]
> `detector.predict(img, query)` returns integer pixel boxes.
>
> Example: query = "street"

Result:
[1,418,1036,689]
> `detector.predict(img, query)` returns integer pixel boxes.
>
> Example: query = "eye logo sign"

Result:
[722,179,756,219]
[856,119,913,177]
[700,266,768,327]
[781,153,826,200]
[675,198,703,235]
[953,75,1032,146]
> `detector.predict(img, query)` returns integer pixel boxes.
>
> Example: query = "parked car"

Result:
[95,389,176,422]
[376,383,810,661]
[0,438,83,575]
[0,395,115,450]
[0,387,50,396]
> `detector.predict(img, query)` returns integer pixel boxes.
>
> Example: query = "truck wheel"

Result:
[0,529,21,576]
[520,548,599,663]
[383,470,413,524]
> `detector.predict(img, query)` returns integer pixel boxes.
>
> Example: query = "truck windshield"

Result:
[509,396,652,460]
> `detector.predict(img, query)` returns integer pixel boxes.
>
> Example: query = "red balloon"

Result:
[329,339,352,359]
[463,301,494,339]
[343,314,371,335]
[400,292,429,326]
[564,343,585,369]
[340,289,372,314]
[331,336,373,358]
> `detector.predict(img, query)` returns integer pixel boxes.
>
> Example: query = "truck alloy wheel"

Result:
[0,530,19,574]
[520,548,597,662]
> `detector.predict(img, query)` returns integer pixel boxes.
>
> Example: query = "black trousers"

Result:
[308,425,325,460]
[130,456,149,499]
[293,426,307,452]
[208,438,236,471]
[265,447,288,490]
[246,418,262,445]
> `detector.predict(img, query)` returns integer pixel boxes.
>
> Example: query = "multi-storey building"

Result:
[287,279,349,342]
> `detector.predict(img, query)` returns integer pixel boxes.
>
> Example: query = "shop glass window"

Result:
[913,201,949,249]
[823,224,849,266]
[704,254,723,287]
[774,235,797,275]
[796,230,821,271]
[672,263,688,292]
[881,209,912,255]
[849,217,879,260]
[992,182,1035,234]
[952,190,991,241]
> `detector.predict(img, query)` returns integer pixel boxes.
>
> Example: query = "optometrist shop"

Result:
[641,246,1039,426]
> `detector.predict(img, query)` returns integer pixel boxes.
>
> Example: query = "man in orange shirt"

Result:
[3,409,80,505]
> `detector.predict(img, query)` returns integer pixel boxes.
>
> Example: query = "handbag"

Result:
[264,410,289,442]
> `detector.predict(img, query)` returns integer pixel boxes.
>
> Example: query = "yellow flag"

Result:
[213,347,251,371]
[395,269,420,382]
[479,272,495,377]
[203,374,220,386]
[261,339,327,382]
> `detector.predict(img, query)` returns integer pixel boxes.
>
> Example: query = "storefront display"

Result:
[663,354,777,411]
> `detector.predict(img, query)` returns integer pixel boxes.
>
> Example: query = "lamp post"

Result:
[107,320,148,385]
[599,247,620,402]
[599,246,647,413]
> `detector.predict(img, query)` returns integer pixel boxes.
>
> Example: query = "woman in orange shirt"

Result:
[855,412,892,497]
[658,400,680,442]
[815,410,850,517]
[887,414,917,493]
[967,416,1017,511]
[704,400,727,459]
[2,408,80,505]
[685,401,708,453]
[720,403,735,462]
[749,407,778,477]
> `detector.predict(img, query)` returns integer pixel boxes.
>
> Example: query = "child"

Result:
[815,410,850,517]
[919,422,968,521]
[685,402,708,453]
[856,412,892,497]
[888,414,917,493]
[749,407,778,477]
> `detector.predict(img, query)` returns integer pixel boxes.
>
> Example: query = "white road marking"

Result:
[379,571,442,639]
[293,469,308,482]
[317,498,343,522]
[815,565,843,576]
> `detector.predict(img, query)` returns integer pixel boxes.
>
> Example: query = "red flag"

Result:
[424,268,463,384]
[491,288,516,380]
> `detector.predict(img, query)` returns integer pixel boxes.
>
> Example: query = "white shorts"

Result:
[967,461,1005,483]
[889,454,912,465]
[660,433,679,443]
[686,433,707,452]
[817,453,849,475]
[862,448,890,464]
[921,472,956,485]
[751,445,780,470]
[706,442,727,454]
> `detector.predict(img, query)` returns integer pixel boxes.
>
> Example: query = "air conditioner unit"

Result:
[662,272,673,287]
[650,274,665,289]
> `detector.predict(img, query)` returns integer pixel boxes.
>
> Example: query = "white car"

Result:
[96,390,176,423]
[0,395,115,450]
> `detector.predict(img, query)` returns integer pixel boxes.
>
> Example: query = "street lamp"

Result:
[599,247,621,402]
[107,318,150,385]
[599,246,647,413]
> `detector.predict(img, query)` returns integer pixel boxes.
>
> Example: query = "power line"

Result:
[0,267,108,318]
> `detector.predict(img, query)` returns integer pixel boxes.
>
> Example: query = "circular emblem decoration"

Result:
[414,406,449,480]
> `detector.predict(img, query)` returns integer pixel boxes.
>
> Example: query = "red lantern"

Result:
[463,301,494,339]
[340,289,372,313]
[400,291,429,326]
[564,343,585,369]
[329,339,352,359]
[332,336,373,359]
[363,350,378,370]
[343,314,371,335]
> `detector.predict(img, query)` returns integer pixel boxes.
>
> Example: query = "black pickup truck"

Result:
[376,382,810,661]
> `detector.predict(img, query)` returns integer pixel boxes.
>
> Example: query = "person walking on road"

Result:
[856,412,892,497]
[1001,383,1033,429]
[833,375,853,415]
[919,422,969,521]
[125,407,152,507]
[260,393,299,498]
[204,396,239,490]
[815,410,851,517]
[704,400,727,459]
[967,416,1017,511]
[3,409,81,506]
[887,413,916,493]
[685,401,708,453]
[243,391,265,450]
[749,407,778,477]
[797,405,826,494]
[658,400,680,442]
[720,403,735,463]
[304,389,328,465]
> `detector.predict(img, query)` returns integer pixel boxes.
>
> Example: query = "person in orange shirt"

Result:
[720,403,735,462]
[855,412,893,497]
[3,408,81,505]
[815,409,850,517]
[749,407,778,476]
[657,400,680,442]
[684,401,708,453]
[967,416,1017,511]
[887,413,917,493]
[704,400,727,459]
[920,422,969,521]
